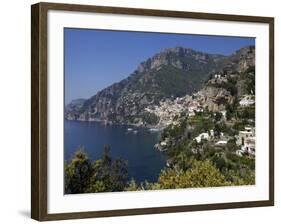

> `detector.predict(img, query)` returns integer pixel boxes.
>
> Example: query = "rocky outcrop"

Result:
[219,46,255,74]
[195,87,233,112]
[65,99,86,120]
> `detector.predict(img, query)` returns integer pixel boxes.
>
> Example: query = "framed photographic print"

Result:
[31,2,274,221]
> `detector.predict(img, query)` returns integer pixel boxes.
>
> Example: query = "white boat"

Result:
[149,128,159,132]
[127,128,133,131]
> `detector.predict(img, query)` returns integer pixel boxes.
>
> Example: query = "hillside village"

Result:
[147,67,255,158]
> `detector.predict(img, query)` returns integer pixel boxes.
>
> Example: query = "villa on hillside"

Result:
[236,126,255,145]
[221,110,227,119]
[215,140,227,146]
[194,132,210,143]
[239,95,255,107]
[243,137,255,155]
[236,137,255,156]
[236,126,256,157]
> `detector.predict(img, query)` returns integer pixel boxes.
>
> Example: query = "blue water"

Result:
[64,120,166,183]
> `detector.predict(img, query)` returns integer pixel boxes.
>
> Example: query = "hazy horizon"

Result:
[64,28,255,104]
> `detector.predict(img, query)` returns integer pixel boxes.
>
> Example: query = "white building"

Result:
[236,126,255,156]
[194,132,209,143]
[236,150,244,157]
[241,137,255,155]
[221,110,227,119]
[214,74,221,79]
[188,101,203,114]
[236,126,255,145]
[188,111,196,117]
[215,140,227,146]
[239,95,255,107]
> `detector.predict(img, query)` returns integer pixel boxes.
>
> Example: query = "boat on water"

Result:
[149,128,160,132]
[127,128,133,131]
[133,130,138,134]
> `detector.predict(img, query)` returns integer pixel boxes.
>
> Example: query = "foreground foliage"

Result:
[65,146,254,194]
[65,146,128,194]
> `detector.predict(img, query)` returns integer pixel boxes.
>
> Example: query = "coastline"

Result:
[65,117,167,130]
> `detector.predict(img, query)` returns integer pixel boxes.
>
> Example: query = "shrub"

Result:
[157,160,230,189]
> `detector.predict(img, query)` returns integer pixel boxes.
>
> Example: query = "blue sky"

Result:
[64,28,255,104]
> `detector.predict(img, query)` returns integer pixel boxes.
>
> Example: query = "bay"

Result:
[64,120,167,183]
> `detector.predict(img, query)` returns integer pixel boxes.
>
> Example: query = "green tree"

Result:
[226,138,238,151]
[110,157,129,191]
[157,160,230,189]
[213,124,221,137]
[214,112,222,122]
[87,145,128,193]
[65,146,129,194]
[65,148,92,194]
[125,179,140,191]
[224,169,255,185]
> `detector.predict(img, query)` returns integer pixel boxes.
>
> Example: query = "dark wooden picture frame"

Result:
[31,2,274,221]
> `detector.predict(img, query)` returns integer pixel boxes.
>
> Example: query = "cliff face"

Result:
[219,46,255,74]
[65,46,255,126]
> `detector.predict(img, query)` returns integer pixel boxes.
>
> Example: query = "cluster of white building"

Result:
[208,73,228,84]
[145,93,206,125]
[144,96,192,127]
[192,125,255,158]
[193,129,226,145]
[187,100,204,116]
